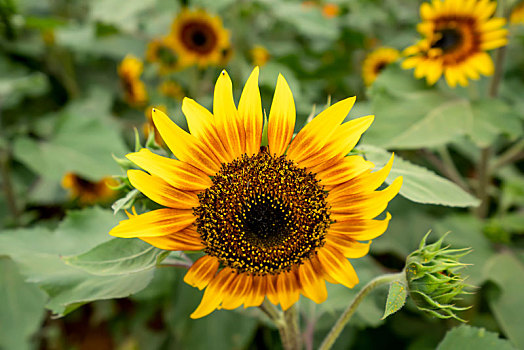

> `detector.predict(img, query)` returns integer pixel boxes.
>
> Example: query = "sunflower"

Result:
[146,37,181,74]
[362,47,400,86]
[510,1,524,25]
[402,0,508,87]
[62,173,117,205]
[169,9,230,68]
[118,55,148,106]
[159,81,185,101]
[250,45,271,67]
[109,67,402,319]
[143,105,167,147]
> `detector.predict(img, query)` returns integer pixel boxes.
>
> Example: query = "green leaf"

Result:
[63,238,168,276]
[0,258,46,350]
[365,65,473,149]
[437,325,515,350]
[483,253,524,349]
[12,88,128,182]
[469,99,522,147]
[382,281,408,320]
[360,145,480,207]
[0,207,155,317]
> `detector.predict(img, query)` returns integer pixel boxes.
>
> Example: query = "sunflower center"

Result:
[431,28,463,52]
[180,21,218,54]
[194,148,331,275]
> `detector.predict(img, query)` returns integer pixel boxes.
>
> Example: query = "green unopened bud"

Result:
[404,231,473,322]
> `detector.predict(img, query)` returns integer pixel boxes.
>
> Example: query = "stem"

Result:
[420,149,470,192]
[475,147,491,218]
[0,147,20,227]
[279,303,302,350]
[488,45,507,98]
[259,299,282,325]
[491,138,524,170]
[319,273,403,350]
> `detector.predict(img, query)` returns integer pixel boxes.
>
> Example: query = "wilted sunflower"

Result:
[510,1,524,25]
[402,0,508,87]
[362,47,400,86]
[169,9,230,67]
[62,173,117,205]
[118,55,148,106]
[146,38,181,74]
[110,67,402,318]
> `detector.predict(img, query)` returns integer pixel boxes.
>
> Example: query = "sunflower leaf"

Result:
[436,325,515,350]
[381,280,408,320]
[360,145,480,207]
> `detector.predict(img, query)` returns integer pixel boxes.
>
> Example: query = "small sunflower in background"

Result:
[169,9,231,68]
[322,3,340,18]
[62,173,117,205]
[143,105,167,147]
[110,67,402,318]
[146,37,181,74]
[250,45,271,67]
[402,0,508,87]
[362,47,400,86]
[159,81,185,101]
[510,1,524,25]
[118,55,148,106]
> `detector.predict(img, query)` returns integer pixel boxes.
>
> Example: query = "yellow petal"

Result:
[152,108,220,176]
[127,148,212,191]
[238,67,263,156]
[213,70,246,159]
[182,98,231,164]
[297,115,374,169]
[328,213,392,240]
[128,170,199,209]
[268,74,296,156]
[243,274,267,308]
[109,208,195,238]
[287,97,356,163]
[325,237,371,259]
[298,259,328,304]
[141,227,204,251]
[265,274,280,305]
[184,255,220,290]
[221,273,252,310]
[276,270,300,311]
[316,156,374,187]
[317,246,359,288]
[470,52,494,76]
[190,267,237,319]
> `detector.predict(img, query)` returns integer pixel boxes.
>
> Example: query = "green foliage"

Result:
[382,281,408,320]
[437,325,515,350]
[361,145,480,207]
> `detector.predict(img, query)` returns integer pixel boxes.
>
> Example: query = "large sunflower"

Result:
[169,9,230,68]
[402,0,508,87]
[362,47,400,86]
[110,67,402,318]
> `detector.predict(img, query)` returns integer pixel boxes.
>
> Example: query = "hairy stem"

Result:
[319,273,403,350]
[279,305,301,350]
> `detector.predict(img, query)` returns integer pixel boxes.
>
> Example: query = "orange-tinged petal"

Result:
[238,67,263,156]
[327,153,395,200]
[221,273,253,310]
[317,246,359,288]
[298,259,328,304]
[127,148,212,191]
[277,270,300,310]
[152,108,220,175]
[109,208,195,238]
[325,237,371,259]
[265,274,280,305]
[297,115,374,169]
[316,156,374,187]
[182,98,231,164]
[213,70,245,159]
[268,74,296,156]
[141,226,204,251]
[184,255,220,290]
[127,170,199,209]
[190,267,237,319]
[244,274,267,308]
[287,97,356,163]
[328,213,392,240]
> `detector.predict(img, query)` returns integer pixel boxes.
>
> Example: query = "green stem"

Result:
[319,273,403,350]
[0,147,20,227]
[491,138,524,170]
[475,147,491,219]
[281,305,301,350]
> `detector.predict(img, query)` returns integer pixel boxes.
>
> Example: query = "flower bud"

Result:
[404,231,472,321]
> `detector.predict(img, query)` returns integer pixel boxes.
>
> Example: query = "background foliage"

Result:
[0,0,523,349]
